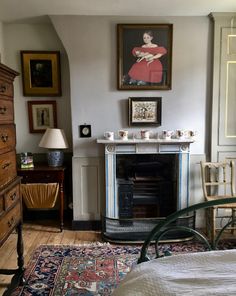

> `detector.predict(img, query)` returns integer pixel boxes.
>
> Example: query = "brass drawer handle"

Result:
[10,192,16,201]
[1,134,8,143]
[2,162,10,169]
[0,84,6,93]
[0,106,7,114]
[7,217,14,227]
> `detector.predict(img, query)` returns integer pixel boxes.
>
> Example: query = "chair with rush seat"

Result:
[200,160,236,243]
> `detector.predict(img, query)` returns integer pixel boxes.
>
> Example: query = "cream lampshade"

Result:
[39,128,69,167]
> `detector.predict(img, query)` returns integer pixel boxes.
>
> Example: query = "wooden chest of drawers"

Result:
[0,124,16,153]
[0,63,24,295]
[0,177,21,244]
[0,150,17,188]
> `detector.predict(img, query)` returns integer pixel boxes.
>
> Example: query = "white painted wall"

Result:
[3,22,72,153]
[49,15,210,221]
[1,17,211,157]
[1,16,211,222]
[51,15,211,157]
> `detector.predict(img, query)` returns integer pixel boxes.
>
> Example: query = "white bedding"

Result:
[112,249,236,296]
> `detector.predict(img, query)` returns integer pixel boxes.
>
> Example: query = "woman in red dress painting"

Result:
[127,31,167,85]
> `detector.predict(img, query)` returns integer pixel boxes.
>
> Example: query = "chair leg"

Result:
[205,208,210,237]
[231,209,236,235]
[210,207,216,244]
[205,207,215,243]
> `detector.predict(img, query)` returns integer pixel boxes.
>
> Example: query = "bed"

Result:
[112,198,236,296]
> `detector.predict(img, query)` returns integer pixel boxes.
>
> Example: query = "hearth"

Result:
[102,215,195,242]
[97,138,194,242]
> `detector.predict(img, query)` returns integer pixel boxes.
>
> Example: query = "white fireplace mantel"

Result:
[97,138,194,154]
[97,138,194,218]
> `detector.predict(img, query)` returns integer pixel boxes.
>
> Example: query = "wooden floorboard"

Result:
[0,221,102,295]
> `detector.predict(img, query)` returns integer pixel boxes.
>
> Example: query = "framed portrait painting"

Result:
[117,24,173,90]
[28,101,57,133]
[21,51,61,96]
[128,97,162,126]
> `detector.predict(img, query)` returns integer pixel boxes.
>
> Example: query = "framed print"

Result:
[79,124,92,138]
[117,24,172,90]
[21,51,61,96]
[28,100,57,133]
[128,97,162,126]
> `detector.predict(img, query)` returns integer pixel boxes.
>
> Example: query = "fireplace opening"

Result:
[116,154,178,219]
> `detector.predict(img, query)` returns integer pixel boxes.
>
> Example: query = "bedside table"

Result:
[17,165,66,231]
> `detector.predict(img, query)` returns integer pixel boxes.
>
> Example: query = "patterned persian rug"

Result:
[12,240,236,296]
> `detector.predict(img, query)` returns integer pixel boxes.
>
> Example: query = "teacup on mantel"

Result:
[175,129,185,139]
[118,130,128,140]
[140,130,151,140]
[104,131,114,140]
[162,130,173,140]
[185,130,197,139]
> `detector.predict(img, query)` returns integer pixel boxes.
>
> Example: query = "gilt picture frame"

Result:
[128,97,162,126]
[117,24,173,90]
[28,100,57,133]
[21,51,61,96]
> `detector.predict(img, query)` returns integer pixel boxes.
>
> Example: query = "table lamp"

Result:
[39,128,69,167]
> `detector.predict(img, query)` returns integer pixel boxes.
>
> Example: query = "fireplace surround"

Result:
[97,138,194,242]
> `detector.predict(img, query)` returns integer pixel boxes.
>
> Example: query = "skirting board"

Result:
[72,220,101,230]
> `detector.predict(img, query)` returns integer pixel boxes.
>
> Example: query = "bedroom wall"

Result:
[1,16,211,225]
[51,15,211,157]
[50,15,211,223]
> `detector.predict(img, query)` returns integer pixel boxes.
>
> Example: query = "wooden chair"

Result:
[200,160,236,243]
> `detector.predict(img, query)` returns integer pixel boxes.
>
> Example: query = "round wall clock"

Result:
[80,124,91,138]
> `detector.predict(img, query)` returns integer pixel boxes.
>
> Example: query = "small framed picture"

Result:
[128,97,162,126]
[117,24,173,90]
[79,124,92,138]
[28,101,57,133]
[21,51,61,96]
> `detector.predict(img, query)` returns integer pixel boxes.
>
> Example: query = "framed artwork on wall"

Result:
[28,100,57,133]
[117,24,173,90]
[79,124,92,138]
[21,51,61,96]
[128,97,162,126]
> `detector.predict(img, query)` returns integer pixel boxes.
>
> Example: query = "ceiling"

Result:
[1,0,236,23]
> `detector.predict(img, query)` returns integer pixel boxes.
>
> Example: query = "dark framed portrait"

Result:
[21,51,61,96]
[128,97,162,126]
[117,24,173,90]
[27,100,57,133]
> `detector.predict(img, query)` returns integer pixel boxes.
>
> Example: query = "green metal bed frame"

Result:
[138,197,236,264]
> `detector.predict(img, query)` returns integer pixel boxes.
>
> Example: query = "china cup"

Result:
[162,130,173,140]
[118,130,128,140]
[140,130,150,140]
[104,131,114,140]
[186,130,197,139]
[176,129,185,139]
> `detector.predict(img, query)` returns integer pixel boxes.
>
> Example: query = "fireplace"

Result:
[97,138,194,242]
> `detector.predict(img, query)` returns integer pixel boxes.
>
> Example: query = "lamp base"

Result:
[47,150,64,167]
